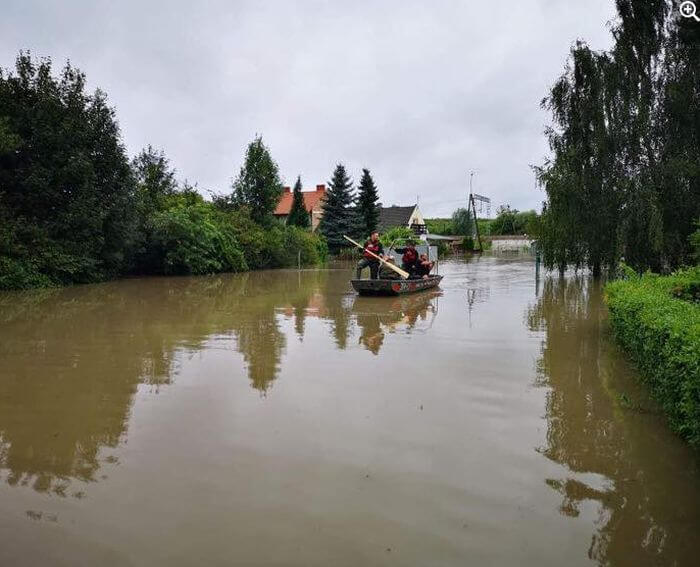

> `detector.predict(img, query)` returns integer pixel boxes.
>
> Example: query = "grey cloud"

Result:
[1,0,616,217]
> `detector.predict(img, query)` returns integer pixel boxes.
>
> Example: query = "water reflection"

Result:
[0,268,441,495]
[527,275,700,566]
[352,292,438,354]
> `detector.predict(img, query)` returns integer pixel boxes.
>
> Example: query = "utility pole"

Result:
[468,171,483,253]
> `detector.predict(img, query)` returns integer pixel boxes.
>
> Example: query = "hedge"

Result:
[605,267,700,446]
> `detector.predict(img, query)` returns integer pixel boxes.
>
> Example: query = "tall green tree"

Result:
[537,1,699,274]
[232,135,282,223]
[286,176,310,228]
[538,44,618,277]
[319,163,354,251]
[355,168,380,236]
[132,145,177,212]
[0,53,136,287]
[451,207,474,237]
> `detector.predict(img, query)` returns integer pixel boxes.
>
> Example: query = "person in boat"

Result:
[356,231,384,280]
[394,240,419,275]
[378,256,402,280]
[414,254,434,279]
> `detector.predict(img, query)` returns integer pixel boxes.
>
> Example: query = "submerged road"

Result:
[1,256,699,566]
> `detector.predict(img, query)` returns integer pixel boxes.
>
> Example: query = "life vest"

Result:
[402,248,418,265]
[363,240,381,259]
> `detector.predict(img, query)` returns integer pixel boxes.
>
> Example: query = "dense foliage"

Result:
[690,218,700,264]
[451,207,474,237]
[222,208,327,269]
[426,209,538,241]
[425,217,486,235]
[379,226,415,248]
[319,163,355,251]
[489,206,540,236]
[424,218,454,235]
[0,54,326,289]
[355,168,380,236]
[606,267,700,446]
[0,54,137,288]
[538,1,699,275]
[286,176,310,228]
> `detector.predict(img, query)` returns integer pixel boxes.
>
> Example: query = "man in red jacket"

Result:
[395,241,419,275]
[356,231,384,279]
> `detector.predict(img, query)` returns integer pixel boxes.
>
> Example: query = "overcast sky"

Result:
[1,0,617,217]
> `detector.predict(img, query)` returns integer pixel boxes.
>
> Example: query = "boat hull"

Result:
[351,275,443,296]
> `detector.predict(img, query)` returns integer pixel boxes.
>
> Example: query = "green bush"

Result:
[0,256,54,289]
[436,241,450,257]
[425,218,454,235]
[0,215,103,287]
[284,226,326,266]
[379,226,415,248]
[222,209,326,270]
[148,202,247,275]
[690,217,700,264]
[605,267,700,446]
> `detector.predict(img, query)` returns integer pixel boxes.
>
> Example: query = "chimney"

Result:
[316,184,325,192]
[283,186,291,193]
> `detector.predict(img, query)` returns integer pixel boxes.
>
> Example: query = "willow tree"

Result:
[653,2,700,268]
[538,0,699,274]
[538,44,619,276]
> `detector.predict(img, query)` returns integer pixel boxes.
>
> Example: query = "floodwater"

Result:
[1,257,699,566]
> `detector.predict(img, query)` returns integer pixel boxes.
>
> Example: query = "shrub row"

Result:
[605,267,700,446]
[0,194,328,287]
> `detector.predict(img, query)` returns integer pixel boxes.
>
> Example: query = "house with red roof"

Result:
[274,184,326,231]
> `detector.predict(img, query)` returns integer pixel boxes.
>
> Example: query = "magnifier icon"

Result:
[680,1,700,21]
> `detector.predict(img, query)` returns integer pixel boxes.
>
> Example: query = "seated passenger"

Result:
[414,254,434,279]
[395,241,419,275]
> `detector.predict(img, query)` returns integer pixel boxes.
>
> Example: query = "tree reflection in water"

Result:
[527,275,700,566]
[0,282,179,497]
[352,293,438,355]
[0,268,441,497]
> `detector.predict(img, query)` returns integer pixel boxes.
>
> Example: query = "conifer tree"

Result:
[286,176,310,228]
[319,163,354,251]
[231,135,282,223]
[355,168,380,237]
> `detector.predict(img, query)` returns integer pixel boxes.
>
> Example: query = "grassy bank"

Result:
[605,267,700,446]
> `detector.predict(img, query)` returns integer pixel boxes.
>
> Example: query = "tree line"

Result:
[0,52,383,289]
[426,205,540,238]
[318,164,381,252]
[537,0,699,275]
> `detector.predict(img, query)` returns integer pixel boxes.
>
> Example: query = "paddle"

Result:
[343,235,410,279]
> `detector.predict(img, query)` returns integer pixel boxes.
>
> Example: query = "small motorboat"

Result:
[350,275,443,296]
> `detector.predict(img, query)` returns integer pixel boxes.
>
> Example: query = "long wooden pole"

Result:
[343,235,410,279]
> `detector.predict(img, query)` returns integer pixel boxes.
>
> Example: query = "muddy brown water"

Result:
[1,256,699,566]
